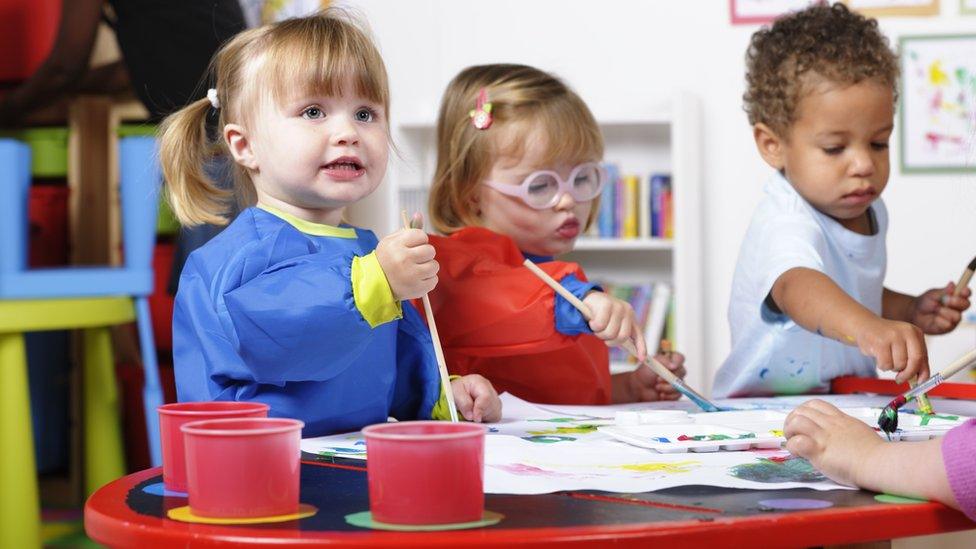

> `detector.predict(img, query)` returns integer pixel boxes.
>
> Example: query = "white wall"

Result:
[348,0,976,394]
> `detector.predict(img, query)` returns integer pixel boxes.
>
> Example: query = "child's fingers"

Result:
[784,408,825,440]
[587,302,610,333]
[598,310,623,342]
[873,344,894,372]
[899,335,928,384]
[451,381,475,421]
[631,322,647,362]
[399,227,429,247]
[785,433,817,458]
[891,340,908,375]
[409,243,436,263]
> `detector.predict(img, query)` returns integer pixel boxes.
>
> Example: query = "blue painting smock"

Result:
[173,205,442,437]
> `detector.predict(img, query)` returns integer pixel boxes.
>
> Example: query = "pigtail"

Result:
[159,98,232,226]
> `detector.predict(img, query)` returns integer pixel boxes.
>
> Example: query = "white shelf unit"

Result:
[357,92,704,393]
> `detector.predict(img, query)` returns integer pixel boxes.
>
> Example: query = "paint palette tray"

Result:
[599,424,783,453]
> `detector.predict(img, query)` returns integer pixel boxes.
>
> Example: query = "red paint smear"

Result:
[301,459,367,472]
[566,492,723,514]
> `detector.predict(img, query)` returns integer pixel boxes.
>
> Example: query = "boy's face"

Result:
[754,77,894,233]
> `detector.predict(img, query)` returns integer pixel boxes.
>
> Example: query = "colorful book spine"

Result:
[650,174,670,238]
[623,175,639,239]
[598,164,617,238]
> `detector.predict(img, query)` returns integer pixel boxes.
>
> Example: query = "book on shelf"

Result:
[594,164,673,240]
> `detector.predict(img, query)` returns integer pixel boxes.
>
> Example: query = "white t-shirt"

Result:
[712,172,886,398]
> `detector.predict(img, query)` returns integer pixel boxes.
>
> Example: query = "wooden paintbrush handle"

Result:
[941,347,976,380]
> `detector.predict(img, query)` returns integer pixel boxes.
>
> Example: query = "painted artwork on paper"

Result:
[299,393,973,495]
[899,34,976,173]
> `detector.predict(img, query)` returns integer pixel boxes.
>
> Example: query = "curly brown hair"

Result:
[743,2,898,136]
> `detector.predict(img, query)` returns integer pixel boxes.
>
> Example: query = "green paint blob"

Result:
[874,494,927,505]
[728,457,826,484]
[345,511,504,531]
[521,435,576,444]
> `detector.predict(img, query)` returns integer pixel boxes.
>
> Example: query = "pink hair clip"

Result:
[468,88,493,130]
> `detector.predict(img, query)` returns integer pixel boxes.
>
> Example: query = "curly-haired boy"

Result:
[713,3,971,397]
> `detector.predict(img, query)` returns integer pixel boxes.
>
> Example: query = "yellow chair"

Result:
[0,298,132,548]
[0,136,162,548]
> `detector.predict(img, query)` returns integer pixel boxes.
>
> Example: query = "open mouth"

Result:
[323,159,364,171]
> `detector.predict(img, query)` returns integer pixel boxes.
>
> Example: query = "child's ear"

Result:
[224,124,258,170]
[753,123,786,171]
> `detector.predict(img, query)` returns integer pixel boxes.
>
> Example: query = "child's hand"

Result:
[854,318,929,384]
[375,228,438,300]
[450,374,502,423]
[784,399,884,488]
[621,352,687,402]
[582,291,647,361]
[910,282,971,335]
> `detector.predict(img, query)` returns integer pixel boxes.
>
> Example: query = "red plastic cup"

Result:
[363,421,485,525]
[181,417,304,518]
[157,401,269,492]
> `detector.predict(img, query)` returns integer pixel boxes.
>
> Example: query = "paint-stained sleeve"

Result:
[942,419,976,520]
[421,228,592,357]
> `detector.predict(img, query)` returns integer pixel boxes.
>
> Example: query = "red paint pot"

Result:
[181,417,304,518]
[157,401,269,492]
[363,421,485,525]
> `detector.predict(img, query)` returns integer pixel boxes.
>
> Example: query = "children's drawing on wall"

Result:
[899,34,976,173]
[842,0,939,17]
[729,0,819,24]
[239,0,330,27]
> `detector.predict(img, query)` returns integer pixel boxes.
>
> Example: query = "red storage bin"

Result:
[150,243,175,351]
[0,0,60,83]
[28,184,69,267]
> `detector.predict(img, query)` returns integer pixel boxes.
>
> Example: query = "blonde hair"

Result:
[159,9,390,226]
[428,64,604,235]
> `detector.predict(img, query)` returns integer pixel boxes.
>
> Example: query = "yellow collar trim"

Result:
[258,204,357,238]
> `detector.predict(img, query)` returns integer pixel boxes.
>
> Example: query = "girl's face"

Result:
[226,78,389,225]
[477,129,595,257]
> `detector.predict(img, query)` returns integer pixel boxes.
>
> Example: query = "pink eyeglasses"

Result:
[483,162,607,209]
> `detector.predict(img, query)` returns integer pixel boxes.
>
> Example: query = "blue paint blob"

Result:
[758,498,833,511]
[143,482,188,497]
[759,368,770,379]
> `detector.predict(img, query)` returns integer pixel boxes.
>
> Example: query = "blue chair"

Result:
[0,136,164,548]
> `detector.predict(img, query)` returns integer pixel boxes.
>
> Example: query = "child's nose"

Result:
[331,117,360,146]
[850,148,876,177]
[554,190,577,210]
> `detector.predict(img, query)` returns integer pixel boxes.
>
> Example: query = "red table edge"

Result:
[831,377,976,400]
[84,465,976,548]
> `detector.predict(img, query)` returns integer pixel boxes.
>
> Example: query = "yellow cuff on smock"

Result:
[431,375,462,420]
[351,251,402,328]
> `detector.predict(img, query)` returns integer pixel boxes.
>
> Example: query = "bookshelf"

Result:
[349,92,704,393]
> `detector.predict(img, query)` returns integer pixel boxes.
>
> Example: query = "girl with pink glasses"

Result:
[418,64,687,405]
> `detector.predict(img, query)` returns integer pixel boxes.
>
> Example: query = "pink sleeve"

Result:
[941,419,976,521]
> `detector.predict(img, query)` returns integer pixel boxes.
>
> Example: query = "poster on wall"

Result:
[842,0,939,16]
[899,34,976,173]
[728,0,818,24]
[963,0,976,15]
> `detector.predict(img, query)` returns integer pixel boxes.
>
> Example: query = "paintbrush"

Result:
[521,259,721,412]
[402,211,459,422]
[955,255,976,297]
[877,347,976,433]
[916,256,976,415]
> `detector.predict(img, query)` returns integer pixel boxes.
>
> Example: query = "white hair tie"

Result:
[206,88,220,109]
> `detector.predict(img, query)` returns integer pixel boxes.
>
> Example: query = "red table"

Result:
[86,455,975,548]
